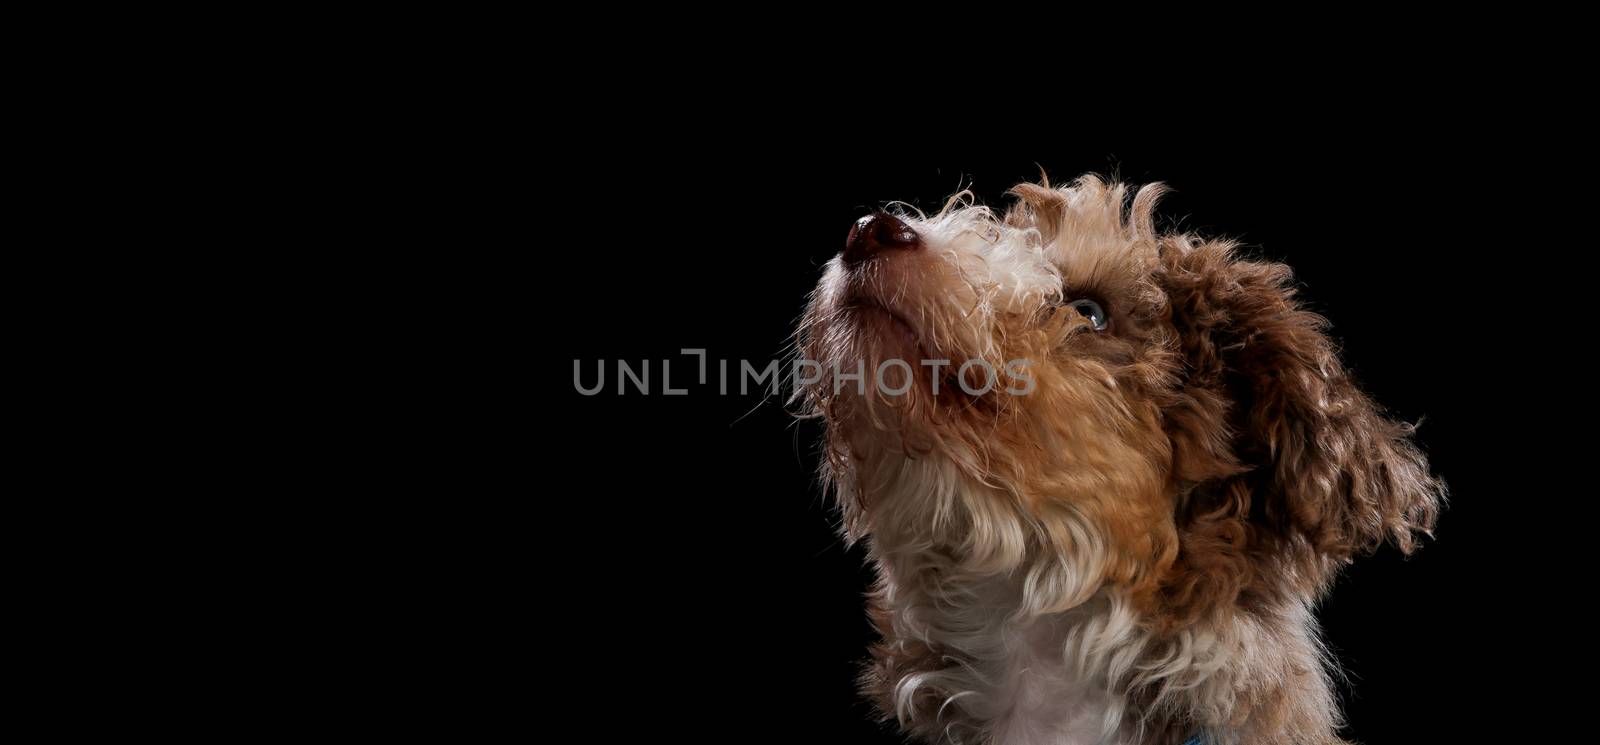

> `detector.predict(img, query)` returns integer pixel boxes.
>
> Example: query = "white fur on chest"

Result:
[865,459,1144,744]
[881,569,1136,745]
[986,620,1121,745]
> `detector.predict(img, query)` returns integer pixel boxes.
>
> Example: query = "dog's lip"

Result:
[845,297,913,329]
[843,297,929,354]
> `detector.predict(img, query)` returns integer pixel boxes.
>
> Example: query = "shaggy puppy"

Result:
[796,176,1442,745]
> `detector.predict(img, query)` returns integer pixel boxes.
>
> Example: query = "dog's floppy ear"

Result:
[1158,241,1443,570]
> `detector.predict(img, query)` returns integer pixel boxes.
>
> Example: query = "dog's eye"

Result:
[1065,298,1108,331]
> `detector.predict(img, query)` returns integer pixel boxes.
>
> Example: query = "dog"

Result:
[796,176,1442,745]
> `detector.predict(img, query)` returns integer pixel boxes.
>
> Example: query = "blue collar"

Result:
[1180,735,1209,745]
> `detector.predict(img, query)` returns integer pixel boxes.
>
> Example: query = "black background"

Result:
[505,131,1567,743]
[34,31,1586,743]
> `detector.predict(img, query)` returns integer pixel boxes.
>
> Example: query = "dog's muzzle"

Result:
[843,213,922,267]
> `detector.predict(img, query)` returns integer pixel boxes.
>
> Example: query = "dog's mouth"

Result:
[843,297,926,356]
[848,297,914,331]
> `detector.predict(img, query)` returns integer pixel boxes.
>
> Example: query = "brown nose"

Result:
[843,213,921,266]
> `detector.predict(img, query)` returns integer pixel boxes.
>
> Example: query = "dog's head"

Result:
[798,176,1442,622]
